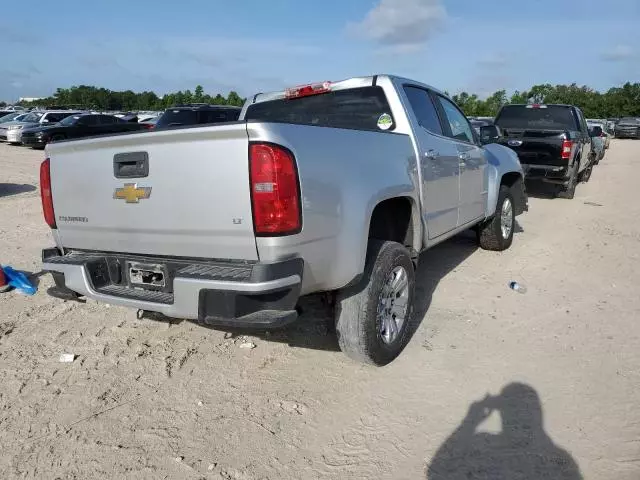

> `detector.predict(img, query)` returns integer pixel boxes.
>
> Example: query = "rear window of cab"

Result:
[245,86,395,132]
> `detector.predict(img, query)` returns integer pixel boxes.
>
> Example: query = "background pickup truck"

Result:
[491,104,595,199]
[42,75,527,366]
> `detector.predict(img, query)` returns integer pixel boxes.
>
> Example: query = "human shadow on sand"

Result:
[427,383,583,480]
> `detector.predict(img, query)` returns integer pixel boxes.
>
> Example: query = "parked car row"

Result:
[0,103,244,148]
[0,110,82,145]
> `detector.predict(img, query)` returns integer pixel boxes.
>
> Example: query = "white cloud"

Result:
[348,0,446,52]
[600,45,634,61]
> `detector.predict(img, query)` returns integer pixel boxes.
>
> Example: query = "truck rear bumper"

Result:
[521,164,569,183]
[42,248,302,328]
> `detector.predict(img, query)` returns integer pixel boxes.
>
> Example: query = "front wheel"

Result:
[477,185,515,251]
[335,240,415,366]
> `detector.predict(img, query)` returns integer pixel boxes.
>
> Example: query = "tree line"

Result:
[5,82,640,118]
[452,82,640,118]
[11,85,246,111]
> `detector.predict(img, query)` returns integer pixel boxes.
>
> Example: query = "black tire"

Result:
[335,240,415,366]
[558,162,579,199]
[579,165,593,183]
[477,185,515,251]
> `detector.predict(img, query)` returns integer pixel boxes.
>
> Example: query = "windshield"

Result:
[59,115,82,126]
[0,112,21,122]
[495,105,578,130]
[618,117,640,125]
[20,112,43,123]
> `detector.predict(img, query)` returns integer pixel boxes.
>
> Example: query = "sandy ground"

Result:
[1,140,639,480]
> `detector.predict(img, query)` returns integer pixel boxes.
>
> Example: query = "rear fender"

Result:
[249,122,420,294]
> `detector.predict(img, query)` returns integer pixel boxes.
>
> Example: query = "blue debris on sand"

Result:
[1,266,37,295]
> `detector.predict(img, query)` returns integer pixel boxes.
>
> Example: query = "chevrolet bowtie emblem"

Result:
[113,183,152,203]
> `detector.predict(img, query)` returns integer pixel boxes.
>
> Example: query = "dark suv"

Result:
[155,104,242,130]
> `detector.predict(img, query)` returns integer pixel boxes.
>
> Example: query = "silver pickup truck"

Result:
[42,75,527,366]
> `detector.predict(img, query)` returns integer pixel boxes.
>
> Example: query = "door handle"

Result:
[113,151,149,178]
[425,149,439,159]
[458,152,470,161]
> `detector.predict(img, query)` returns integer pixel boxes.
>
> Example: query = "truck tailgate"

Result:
[499,129,565,166]
[47,123,258,260]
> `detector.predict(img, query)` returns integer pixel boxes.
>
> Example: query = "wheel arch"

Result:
[365,195,422,261]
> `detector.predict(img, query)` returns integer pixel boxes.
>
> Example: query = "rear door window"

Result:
[156,109,198,127]
[76,115,99,126]
[245,86,395,132]
[403,86,443,135]
[99,115,118,124]
[45,112,74,123]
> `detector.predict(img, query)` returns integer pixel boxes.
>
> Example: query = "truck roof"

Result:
[250,74,447,105]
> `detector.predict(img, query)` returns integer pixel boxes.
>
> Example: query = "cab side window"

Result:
[403,86,443,136]
[436,96,475,144]
[99,115,117,125]
[77,115,99,126]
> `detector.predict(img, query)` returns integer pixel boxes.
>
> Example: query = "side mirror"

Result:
[42,119,49,123]
[479,125,501,144]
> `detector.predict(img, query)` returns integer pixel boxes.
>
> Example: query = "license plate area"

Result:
[127,262,168,291]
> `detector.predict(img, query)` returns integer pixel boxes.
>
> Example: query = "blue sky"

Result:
[2,0,639,102]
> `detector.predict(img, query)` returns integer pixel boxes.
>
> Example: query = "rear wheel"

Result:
[558,162,579,199]
[335,240,415,366]
[579,165,592,183]
[477,185,515,251]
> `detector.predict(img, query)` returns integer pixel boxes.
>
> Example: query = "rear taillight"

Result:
[142,123,154,130]
[40,158,56,229]
[249,143,301,235]
[561,140,573,160]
